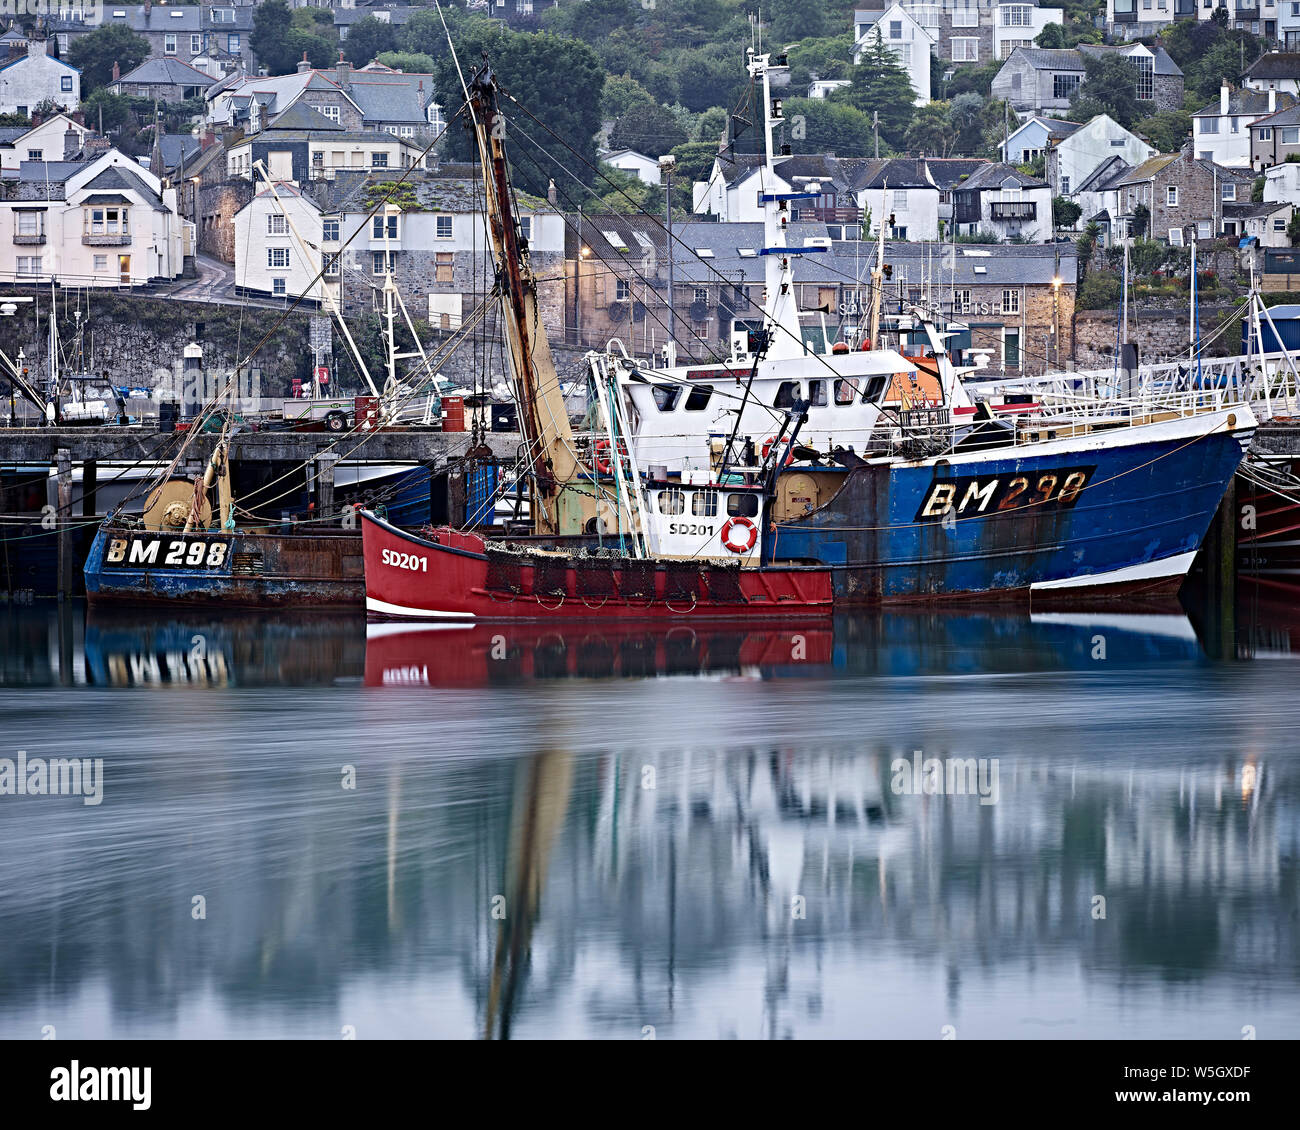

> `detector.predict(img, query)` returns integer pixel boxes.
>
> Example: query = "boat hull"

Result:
[769,408,1253,603]
[360,511,834,621]
[84,522,364,608]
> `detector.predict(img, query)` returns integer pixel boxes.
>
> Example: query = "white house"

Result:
[1240,199,1294,247]
[808,78,852,100]
[855,158,940,242]
[0,113,92,171]
[854,6,933,106]
[1047,114,1156,197]
[693,155,791,222]
[992,1,1063,61]
[0,148,189,287]
[0,33,79,118]
[604,149,662,185]
[1264,158,1300,202]
[233,182,326,303]
[951,163,1053,242]
[1242,52,1300,96]
[1193,83,1295,168]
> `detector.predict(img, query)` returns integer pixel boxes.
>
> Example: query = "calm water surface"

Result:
[0,596,1297,1039]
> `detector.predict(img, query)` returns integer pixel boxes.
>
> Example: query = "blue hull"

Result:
[768,426,1248,601]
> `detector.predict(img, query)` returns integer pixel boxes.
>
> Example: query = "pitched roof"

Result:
[115,56,216,88]
[1074,155,1132,194]
[1193,87,1296,117]
[1114,154,1180,183]
[79,163,164,209]
[1009,48,1087,72]
[954,162,1049,191]
[1248,103,1300,129]
[923,158,989,190]
[1079,44,1183,77]
[268,100,343,131]
[1243,53,1300,81]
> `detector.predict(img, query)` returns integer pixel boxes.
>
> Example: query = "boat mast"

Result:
[466,64,578,537]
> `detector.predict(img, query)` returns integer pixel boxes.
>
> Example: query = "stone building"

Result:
[108,56,217,104]
[992,43,1182,117]
[1109,152,1255,245]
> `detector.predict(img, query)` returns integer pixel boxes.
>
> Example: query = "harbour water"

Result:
[1,597,1297,1039]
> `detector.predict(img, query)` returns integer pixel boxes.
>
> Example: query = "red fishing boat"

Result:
[360,508,832,621]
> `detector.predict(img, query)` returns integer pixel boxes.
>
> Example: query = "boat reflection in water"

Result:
[364,608,1207,688]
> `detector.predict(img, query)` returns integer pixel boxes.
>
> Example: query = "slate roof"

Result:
[1192,88,1296,117]
[79,163,165,209]
[1010,48,1087,72]
[1242,53,1300,81]
[115,56,216,88]
[924,158,989,191]
[159,132,202,171]
[268,101,343,132]
[1073,155,1132,195]
[1248,103,1300,129]
[1079,44,1182,77]
[953,162,1049,192]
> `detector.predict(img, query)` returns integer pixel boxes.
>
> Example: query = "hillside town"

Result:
[0,0,1297,378]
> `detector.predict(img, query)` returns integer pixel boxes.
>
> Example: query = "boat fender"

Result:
[721,516,758,554]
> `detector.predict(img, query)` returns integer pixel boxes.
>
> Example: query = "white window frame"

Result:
[1167,185,1179,207]
[268,214,288,235]
[267,247,290,268]
[1002,288,1020,315]
[953,38,980,63]
[435,214,453,239]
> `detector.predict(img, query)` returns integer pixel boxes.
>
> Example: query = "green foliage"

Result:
[949,91,986,155]
[1132,203,1150,240]
[600,73,655,121]
[784,35,857,90]
[610,101,687,156]
[905,102,957,158]
[1253,175,1265,203]
[0,113,29,127]
[955,229,1003,243]
[1034,19,1101,49]
[592,162,659,214]
[694,106,729,144]
[1132,110,1191,153]
[343,16,399,66]
[1289,210,1300,247]
[1070,52,1141,129]
[782,98,875,156]
[1076,220,1101,276]
[1018,153,1046,178]
[828,29,915,147]
[1053,197,1083,229]
[1159,21,1262,104]
[67,24,150,92]
[362,180,419,211]
[432,22,606,198]
[1077,270,1121,309]
[251,0,294,75]
[770,0,827,43]
[669,140,720,187]
[944,62,1001,100]
[374,52,439,75]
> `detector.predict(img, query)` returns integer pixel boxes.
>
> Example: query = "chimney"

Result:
[1221,80,1230,117]
[336,50,350,90]
[27,31,47,60]
[144,0,152,14]
[297,52,311,74]
[64,128,80,160]
[111,60,120,83]
[200,128,215,152]
[1270,84,1277,113]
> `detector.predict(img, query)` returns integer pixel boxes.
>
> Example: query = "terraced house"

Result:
[51,4,258,79]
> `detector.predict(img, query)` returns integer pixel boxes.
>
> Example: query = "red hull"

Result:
[360,510,833,621]
[365,622,835,686]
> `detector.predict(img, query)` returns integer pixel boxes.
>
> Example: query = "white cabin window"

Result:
[651,385,681,411]
[684,384,713,411]
[727,493,759,518]
[657,489,685,515]
[691,491,718,517]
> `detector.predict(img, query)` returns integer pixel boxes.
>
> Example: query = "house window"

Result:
[1167,185,1179,206]
[1198,220,1212,238]
[893,189,908,209]
[267,248,290,268]
[1222,183,1236,200]
[1260,127,1273,140]
[1283,127,1300,144]
[435,251,453,284]
[1168,228,1184,246]
[86,207,127,235]
[435,215,453,239]
[519,216,532,241]
[16,256,41,275]
[953,288,972,314]
[1002,289,1020,314]
[371,152,388,168]
[16,212,41,236]
[1275,217,1288,231]
[164,33,177,55]
[952,1,979,26]
[268,214,288,235]
[372,251,397,274]
[227,34,239,53]
[953,38,980,62]
[322,218,339,242]
[1001,5,1033,25]
[60,76,73,93]
[1053,74,1080,100]
[320,106,341,124]
[191,34,201,54]
[1201,118,1219,134]
[372,214,398,240]
[26,149,41,161]
[93,254,107,271]
[272,278,287,296]
[615,279,631,301]
[323,253,339,275]
[1061,176,1071,194]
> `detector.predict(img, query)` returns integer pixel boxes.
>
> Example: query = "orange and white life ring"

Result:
[593,438,625,475]
[720,515,758,554]
[761,435,793,466]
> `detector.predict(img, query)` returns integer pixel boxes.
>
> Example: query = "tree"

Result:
[1076,220,1101,277]
[905,102,957,157]
[1070,53,1141,128]
[610,102,686,156]
[67,24,150,93]
[375,51,439,74]
[1132,202,1150,240]
[785,34,856,91]
[343,16,399,66]
[782,98,874,156]
[829,29,916,146]
[694,106,728,144]
[1288,209,1300,248]
[601,73,654,121]
[1053,197,1083,229]
[950,91,985,154]
[770,0,827,43]
[433,25,605,197]
[1132,109,1191,153]
[251,0,294,75]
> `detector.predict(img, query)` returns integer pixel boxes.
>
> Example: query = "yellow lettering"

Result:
[922,483,957,518]
[958,479,999,513]
[105,538,127,564]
